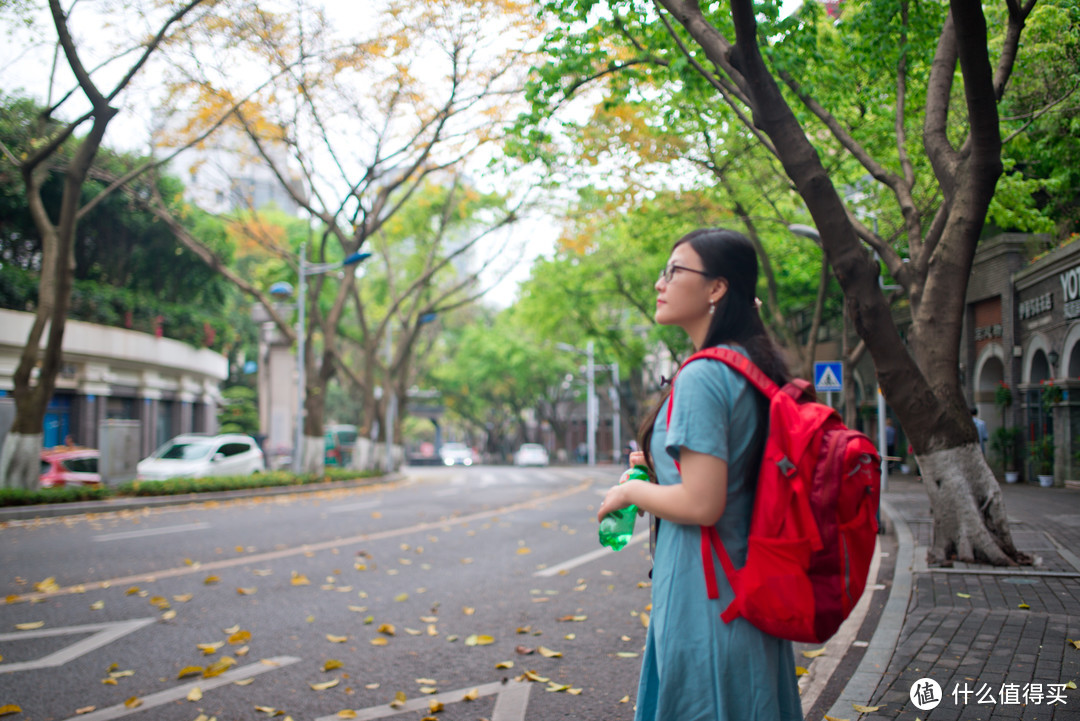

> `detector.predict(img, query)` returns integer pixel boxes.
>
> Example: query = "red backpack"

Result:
[666,347,881,644]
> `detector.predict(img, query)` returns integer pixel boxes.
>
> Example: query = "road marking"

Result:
[92,522,211,542]
[58,655,300,721]
[328,500,382,513]
[0,618,156,674]
[313,680,530,721]
[533,530,649,577]
[8,479,594,603]
[434,489,460,497]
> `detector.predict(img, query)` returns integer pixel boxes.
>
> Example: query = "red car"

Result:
[40,448,102,488]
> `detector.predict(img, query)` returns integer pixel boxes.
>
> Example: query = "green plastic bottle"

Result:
[598,465,649,551]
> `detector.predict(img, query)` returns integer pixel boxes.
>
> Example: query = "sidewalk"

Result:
[827,474,1080,721]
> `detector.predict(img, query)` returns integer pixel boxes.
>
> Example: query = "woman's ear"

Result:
[710,277,729,305]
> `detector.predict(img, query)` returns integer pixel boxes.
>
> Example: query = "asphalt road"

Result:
[0,465,657,721]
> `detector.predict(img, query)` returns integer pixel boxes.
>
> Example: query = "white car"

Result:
[439,442,474,467]
[137,434,266,481]
[514,443,549,467]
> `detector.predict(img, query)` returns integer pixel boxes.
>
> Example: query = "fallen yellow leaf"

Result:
[1068,681,1078,690]
[337,711,358,719]
[203,657,236,678]
[795,666,809,677]
[149,596,170,609]
[462,606,475,615]
[1068,639,1080,649]
[546,682,571,692]
[378,624,396,636]
[228,630,252,644]
[370,637,389,646]
[616,652,639,658]
[517,547,532,555]
[187,687,203,702]
[123,697,142,709]
[465,634,495,646]
[74,706,95,715]
[1019,603,1031,609]
[197,641,224,655]
[234,677,254,685]
[956,592,971,599]
[0,705,22,717]
[801,647,826,658]
[538,646,562,658]
[311,679,340,691]
[394,593,409,602]
[326,634,348,643]
[90,600,104,610]
[173,593,193,602]
[161,610,177,621]
[389,691,407,708]
[619,695,630,703]
[419,686,438,695]
[853,703,882,712]
[496,661,514,669]
[823,716,850,721]
[203,575,220,585]
[429,699,444,713]
[463,688,480,701]
[236,587,257,595]
[178,666,204,679]
[324,659,344,672]
[568,688,583,695]
[15,621,44,630]
[291,572,311,586]
[520,670,549,683]
[125,586,141,596]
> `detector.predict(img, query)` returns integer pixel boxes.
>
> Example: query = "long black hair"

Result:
[637,228,790,472]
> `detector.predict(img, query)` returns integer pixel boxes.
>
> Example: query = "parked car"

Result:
[439,442,475,467]
[325,424,358,467]
[40,447,101,488]
[514,443,549,467]
[137,433,265,481]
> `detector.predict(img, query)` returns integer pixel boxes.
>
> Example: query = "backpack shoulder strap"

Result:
[680,347,780,399]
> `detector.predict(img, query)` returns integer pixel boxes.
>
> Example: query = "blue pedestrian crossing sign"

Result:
[814,361,843,393]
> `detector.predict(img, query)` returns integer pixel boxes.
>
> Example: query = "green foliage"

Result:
[0,469,382,507]
[990,426,1022,471]
[218,385,260,435]
[1032,434,1055,475]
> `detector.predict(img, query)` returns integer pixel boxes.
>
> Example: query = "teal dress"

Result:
[635,347,802,721]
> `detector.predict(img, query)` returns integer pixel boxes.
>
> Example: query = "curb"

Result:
[0,472,405,522]
[825,498,915,718]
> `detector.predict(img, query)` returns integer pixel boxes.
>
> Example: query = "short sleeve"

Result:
[665,357,747,464]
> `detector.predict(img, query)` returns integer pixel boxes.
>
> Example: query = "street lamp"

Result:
[556,341,620,465]
[384,311,438,473]
[293,244,371,473]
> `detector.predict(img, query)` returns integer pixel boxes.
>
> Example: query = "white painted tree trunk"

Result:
[917,442,1019,566]
[299,435,325,476]
[0,433,43,490]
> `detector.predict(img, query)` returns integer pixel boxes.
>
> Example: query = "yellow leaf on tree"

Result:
[324,659,344,671]
[801,647,826,658]
[311,679,340,691]
[187,687,203,702]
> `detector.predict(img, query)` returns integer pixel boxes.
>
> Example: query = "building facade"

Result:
[0,309,227,458]
[965,233,1079,485]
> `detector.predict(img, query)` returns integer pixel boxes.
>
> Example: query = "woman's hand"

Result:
[597,481,643,522]
[628,451,646,468]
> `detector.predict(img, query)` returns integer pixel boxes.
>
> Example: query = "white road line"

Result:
[59,655,300,721]
[328,500,382,513]
[533,530,649,577]
[92,522,210,542]
[0,618,156,674]
[314,680,530,721]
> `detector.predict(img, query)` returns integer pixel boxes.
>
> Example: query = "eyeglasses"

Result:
[659,264,713,284]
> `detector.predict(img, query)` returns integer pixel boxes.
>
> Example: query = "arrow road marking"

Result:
[0,617,156,674]
[313,679,531,721]
[58,655,301,721]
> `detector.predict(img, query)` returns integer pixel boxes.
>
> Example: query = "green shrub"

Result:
[0,485,110,506]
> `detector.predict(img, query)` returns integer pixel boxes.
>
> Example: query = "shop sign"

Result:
[1019,292,1053,320]
[1063,266,1080,319]
[974,324,1002,341]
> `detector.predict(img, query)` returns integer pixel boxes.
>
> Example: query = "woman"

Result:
[597,228,802,720]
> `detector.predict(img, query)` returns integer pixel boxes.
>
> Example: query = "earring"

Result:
[708,301,715,316]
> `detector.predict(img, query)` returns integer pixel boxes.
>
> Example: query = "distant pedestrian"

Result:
[885,418,896,470]
[972,407,988,455]
[598,228,800,720]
